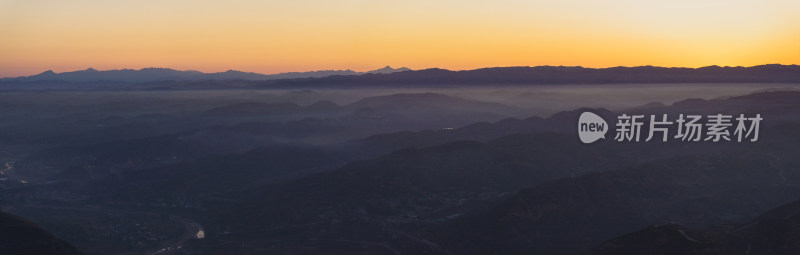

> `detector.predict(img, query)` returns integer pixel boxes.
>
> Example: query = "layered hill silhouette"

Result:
[2,65,798,88]
[259,64,800,87]
[0,211,83,255]
[435,149,800,254]
[195,90,800,254]
[1,66,410,83]
[585,198,800,255]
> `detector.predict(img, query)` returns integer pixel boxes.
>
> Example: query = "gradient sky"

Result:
[1,0,798,77]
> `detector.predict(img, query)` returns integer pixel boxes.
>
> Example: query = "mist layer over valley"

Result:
[1,82,800,255]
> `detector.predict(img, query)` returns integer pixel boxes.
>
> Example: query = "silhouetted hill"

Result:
[433,145,800,254]
[209,132,673,254]
[0,67,358,83]
[0,211,83,255]
[728,199,800,255]
[586,223,737,255]
[623,90,800,122]
[0,66,412,83]
[207,114,800,254]
[354,90,800,157]
[262,64,800,88]
[234,132,620,209]
[586,198,800,255]
[352,107,616,154]
[365,66,412,74]
[3,65,797,89]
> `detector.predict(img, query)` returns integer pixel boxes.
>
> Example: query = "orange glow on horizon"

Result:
[1,0,798,77]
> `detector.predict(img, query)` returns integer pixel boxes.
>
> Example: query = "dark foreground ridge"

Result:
[0,211,83,255]
[585,199,800,255]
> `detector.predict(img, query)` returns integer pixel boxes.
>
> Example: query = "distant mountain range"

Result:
[263,64,800,87]
[2,64,798,89]
[0,66,411,83]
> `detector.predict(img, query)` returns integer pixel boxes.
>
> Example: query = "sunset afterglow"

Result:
[1,0,798,77]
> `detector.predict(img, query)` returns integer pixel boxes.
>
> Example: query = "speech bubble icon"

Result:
[578,112,608,144]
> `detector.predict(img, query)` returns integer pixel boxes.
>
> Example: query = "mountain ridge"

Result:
[262,64,800,87]
[0,211,83,255]
[3,64,799,86]
[585,198,800,255]
[1,66,412,83]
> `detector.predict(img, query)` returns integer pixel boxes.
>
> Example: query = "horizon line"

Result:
[3,63,798,79]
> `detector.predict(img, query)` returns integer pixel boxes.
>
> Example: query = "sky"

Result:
[1,0,799,77]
